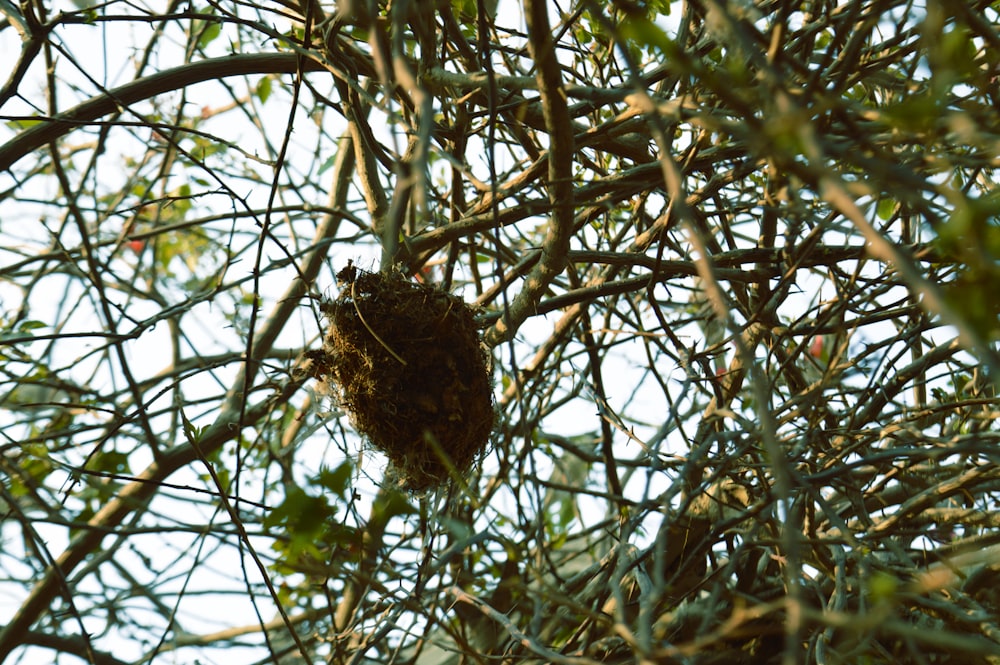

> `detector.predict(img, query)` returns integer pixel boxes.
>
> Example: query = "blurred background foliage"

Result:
[1,0,999,663]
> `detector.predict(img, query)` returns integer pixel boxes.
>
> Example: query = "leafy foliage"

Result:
[1,1,999,664]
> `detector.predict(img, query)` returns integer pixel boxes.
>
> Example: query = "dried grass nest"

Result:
[307,265,495,491]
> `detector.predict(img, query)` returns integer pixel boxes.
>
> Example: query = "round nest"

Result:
[309,265,495,491]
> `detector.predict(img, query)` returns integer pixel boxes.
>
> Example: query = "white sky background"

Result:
[0,0,990,663]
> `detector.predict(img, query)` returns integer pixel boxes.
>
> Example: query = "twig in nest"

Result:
[351,278,407,366]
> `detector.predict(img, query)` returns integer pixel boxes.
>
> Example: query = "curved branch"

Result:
[22,631,129,665]
[484,0,575,347]
[0,53,327,172]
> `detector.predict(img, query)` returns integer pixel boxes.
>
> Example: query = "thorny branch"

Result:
[1,1,998,664]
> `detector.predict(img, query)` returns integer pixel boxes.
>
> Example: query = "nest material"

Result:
[309,266,495,491]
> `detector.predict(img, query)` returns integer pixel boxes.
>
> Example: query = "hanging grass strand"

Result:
[351,279,408,366]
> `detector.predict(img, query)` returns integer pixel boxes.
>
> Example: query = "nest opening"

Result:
[308,266,495,491]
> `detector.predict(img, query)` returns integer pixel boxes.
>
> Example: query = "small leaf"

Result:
[317,152,338,175]
[372,489,416,527]
[93,450,130,475]
[197,20,222,50]
[6,119,43,130]
[180,409,203,444]
[868,570,899,603]
[256,76,272,104]
[884,92,942,133]
[876,198,896,221]
[620,16,675,57]
[317,461,352,498]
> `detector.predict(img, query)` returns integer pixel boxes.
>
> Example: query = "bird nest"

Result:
[307,265,495,491]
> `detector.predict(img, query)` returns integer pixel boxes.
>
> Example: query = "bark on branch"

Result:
[484,0,575,347]
[0,53,329,172]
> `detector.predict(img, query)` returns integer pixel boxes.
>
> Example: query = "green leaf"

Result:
[372,489,416,527]
[451,0,476,21]
[884,92,942,133]
[317,152,338,176]
[439,516,473,540]
[555,492,576,530]
[12,444,53,496]
[876,198,897,221]
[651,0,673,15]
[867,570,899,603]
[620,16,675,57]
[265,485,339,567]
[942,270,1000,340]
[6,118,44,130]
[180,409,205,444]
[936,190,1000,260]
[317,461,352,498]
[197,20,222,50]
[92,450,130,475]
[937,27,978,78]
[264,486,333,534]
[256,76,272,104]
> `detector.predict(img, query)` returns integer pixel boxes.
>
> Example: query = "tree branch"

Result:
[484,0,575,346]
[0,53,328,172]
[0,133,355,659]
